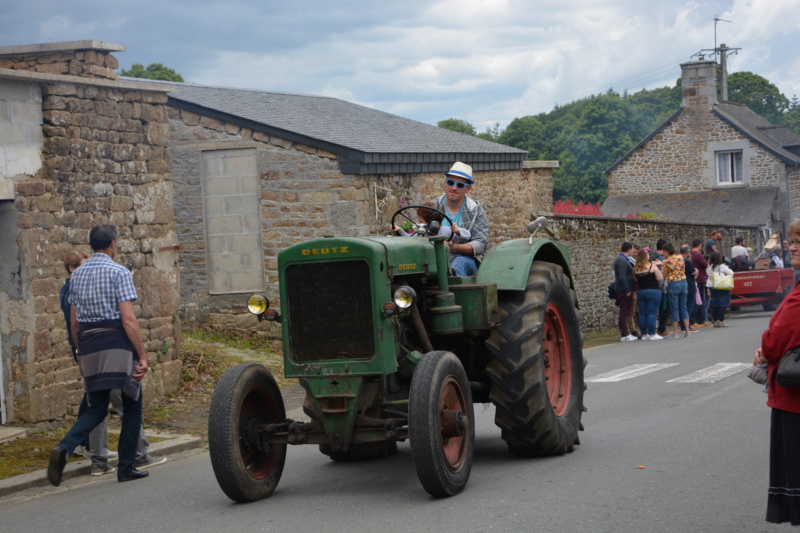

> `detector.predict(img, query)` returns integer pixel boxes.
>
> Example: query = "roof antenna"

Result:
[714,14,731,59]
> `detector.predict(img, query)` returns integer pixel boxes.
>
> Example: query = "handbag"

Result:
[695,286,702,305]
[711,271,734,290]
[777,347,800,388]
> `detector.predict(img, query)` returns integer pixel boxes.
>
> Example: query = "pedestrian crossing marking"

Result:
[666,363,751,383]
[587,364,679,382]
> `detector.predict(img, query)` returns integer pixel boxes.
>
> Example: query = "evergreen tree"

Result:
[120,63,185,82]
[437,118,477,136]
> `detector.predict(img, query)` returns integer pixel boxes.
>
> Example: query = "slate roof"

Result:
[129,78,526,175]
[601,187,778,227]
[715,101,800,163]
[606,102,800,174]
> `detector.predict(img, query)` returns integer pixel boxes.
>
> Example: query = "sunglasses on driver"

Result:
[445,178,469,189]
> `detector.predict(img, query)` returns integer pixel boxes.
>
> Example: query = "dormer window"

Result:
[716,151,743,184]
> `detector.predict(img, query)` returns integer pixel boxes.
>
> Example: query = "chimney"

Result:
[680,59,718,112]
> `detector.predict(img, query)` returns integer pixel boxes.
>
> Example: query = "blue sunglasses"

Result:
[445,178,468,189]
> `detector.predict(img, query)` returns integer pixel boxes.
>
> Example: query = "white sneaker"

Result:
[650,334,663,341]
[73,445,93,459]
[135,456,168,470]
[91,465,116,476]
[620,334,638,342]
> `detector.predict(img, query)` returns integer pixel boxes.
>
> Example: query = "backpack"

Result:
[607,283,619,306]
[731,256,748,272]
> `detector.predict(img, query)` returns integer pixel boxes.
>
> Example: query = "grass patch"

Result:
[179,337,237,390]
[183,326,282,354]
[583,328,622,349]
[0,428,165,481]
[181,326,290,387]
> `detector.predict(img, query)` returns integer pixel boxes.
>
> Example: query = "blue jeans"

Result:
[637,289,661,335]
[58,388,142,474]
[451,254,478,276]
[667,279,689,322]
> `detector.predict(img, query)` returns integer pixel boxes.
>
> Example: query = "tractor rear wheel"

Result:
[409,351,475,497]
[485,261,585,456]
[208,364,286,502]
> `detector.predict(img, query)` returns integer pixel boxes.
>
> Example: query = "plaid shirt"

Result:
[68,253,138,323]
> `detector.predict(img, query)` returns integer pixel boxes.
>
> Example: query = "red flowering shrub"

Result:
[552,200,654,219]
[552,199,604,216]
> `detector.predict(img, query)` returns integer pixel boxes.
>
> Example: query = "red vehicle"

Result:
[731,265,795,311]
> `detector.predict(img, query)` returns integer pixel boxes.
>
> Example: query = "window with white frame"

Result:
[716,151,743,184]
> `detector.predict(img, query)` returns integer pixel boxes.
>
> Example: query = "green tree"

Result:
[783,105,800,136]
[120,63,185,82]
[437,118,476,136]
[496,82,682,203]
[477,123,501,142]
[726,71,789,124]
[498,116,545,153]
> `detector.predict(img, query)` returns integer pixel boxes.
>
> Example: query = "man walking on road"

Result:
[48,224,151,485]
[614,242,637,342]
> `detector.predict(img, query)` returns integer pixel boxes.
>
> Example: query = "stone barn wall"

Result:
[0,41,181,424]
[167,105,555,326]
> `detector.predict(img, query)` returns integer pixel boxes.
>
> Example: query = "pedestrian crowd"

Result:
[611,231,751,343]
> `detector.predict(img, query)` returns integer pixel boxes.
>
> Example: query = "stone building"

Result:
[0,41,182,425]
[153,81,556,325]
[602,58,800,242]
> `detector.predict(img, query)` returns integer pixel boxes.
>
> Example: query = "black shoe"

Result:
[118,468,149,482]
[47,446,68,486]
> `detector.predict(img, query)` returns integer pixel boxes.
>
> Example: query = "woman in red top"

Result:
[754,218,800,525]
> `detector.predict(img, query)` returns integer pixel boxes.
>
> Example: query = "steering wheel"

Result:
[390,205,455,242]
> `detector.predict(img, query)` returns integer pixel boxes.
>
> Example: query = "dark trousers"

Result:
[615,291,634,336]
[692,282,708,324]
[709,305,727,322]
[58,388,142,474]
[767,408,800,524]
[658,294,669,334]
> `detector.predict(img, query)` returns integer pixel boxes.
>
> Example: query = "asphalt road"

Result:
[0,308,777,533]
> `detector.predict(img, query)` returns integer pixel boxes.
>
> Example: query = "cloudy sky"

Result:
[2,0,799,130]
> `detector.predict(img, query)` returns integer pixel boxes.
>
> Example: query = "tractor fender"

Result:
[476,237,574,293]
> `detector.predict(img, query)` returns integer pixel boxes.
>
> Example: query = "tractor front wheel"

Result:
[409,351,475,497]
[208,364,287,502]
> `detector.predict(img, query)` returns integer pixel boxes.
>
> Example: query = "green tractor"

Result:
[208,207,586,501]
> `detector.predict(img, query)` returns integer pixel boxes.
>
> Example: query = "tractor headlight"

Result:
[247,294,269,315]
[393,286,417,309]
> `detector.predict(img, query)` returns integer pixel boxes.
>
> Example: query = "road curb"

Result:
[0,433,201,498]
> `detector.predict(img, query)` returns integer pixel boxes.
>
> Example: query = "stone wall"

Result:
[607,110,783,196]
[168,107,554,325]
[0,42,181,424]
[0,41,121,81]
[550,214,761,333]
[790,167,800,223]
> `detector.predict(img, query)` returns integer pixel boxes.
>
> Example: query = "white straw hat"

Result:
[444,161,473,184]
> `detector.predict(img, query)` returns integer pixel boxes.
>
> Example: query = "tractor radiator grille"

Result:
[285,260,375,362]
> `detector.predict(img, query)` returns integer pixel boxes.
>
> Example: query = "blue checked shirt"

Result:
[68,253,138,322]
